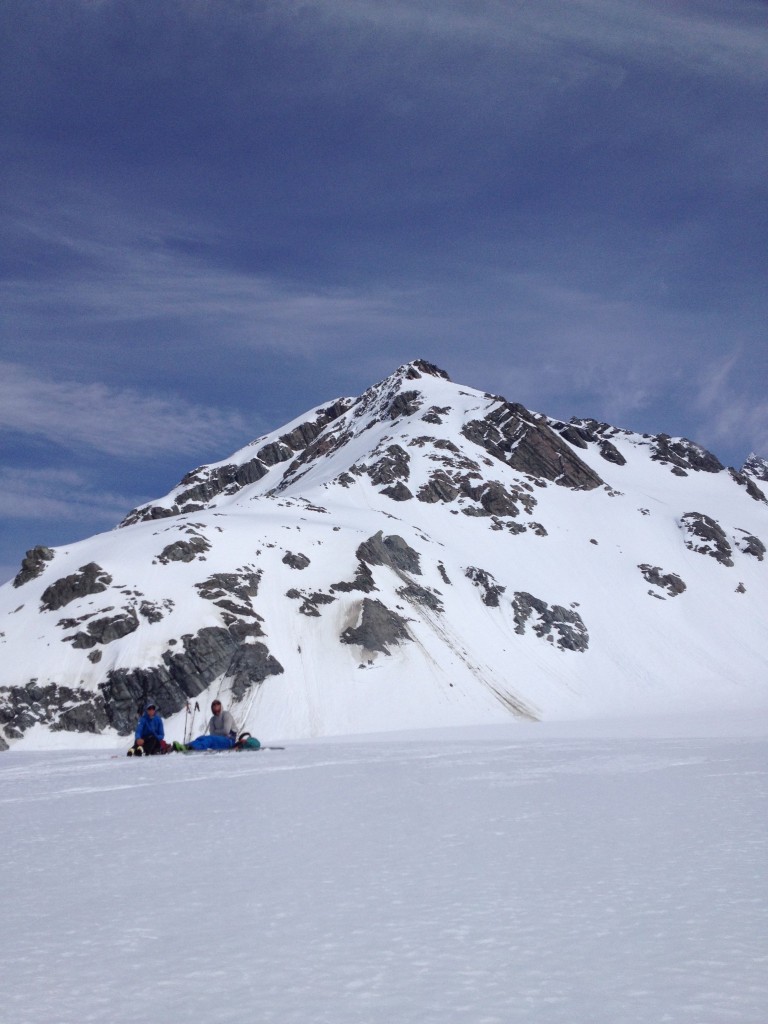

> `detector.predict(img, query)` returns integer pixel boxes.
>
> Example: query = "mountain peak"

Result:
[744,452,768,482]
[1,363,766,750]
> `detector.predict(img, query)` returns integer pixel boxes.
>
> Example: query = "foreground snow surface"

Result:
[2,722,767,1024]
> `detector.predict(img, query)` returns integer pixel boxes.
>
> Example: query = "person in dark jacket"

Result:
[128,702,166,755]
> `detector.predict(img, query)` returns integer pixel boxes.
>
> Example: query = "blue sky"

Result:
[1,0,766,583]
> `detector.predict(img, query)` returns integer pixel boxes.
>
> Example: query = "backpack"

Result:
[235,732,261,751]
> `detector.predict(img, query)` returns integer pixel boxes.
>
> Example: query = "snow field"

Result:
[1,725,766,1024]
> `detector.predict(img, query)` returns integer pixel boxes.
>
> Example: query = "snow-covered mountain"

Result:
[1,360,766,749]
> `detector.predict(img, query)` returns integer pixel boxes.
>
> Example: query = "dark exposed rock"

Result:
[278,399,352,452]
[381,482,414,502]
[465,567,506,607]
[256,441,294,466]
[41,563,113,612]
[119,402,354,526]
[734,529,766,561]
[396,584,443,612]
[417,471,460,504]
[340,599,412,654]
[119,504,178,528]
[196,569,264,606]
[330,561,377,593]
[286,589,336,616]
[652,435,724,474]
[511,592,589,652]
[13,546,55,588]
[638,565,687,597]
[228,644,285,700]
[0,682,109,740]
[477,481,522,517]
[558,425,589,449]
[743,453,768,482]
[66,606,140,648]
[729,467,767,504]
[101,625,284,733]
[139,600,168,623]
[389,390,422,419]
[157,535,211,564]
[463,402,603,491]
[437,562,452,585]
[175,459,268,510]
[599,440,626,465]
[367,445,411,485]
[421,405,451,425]
[406,359,450,381]
[679,513,734,566]
[357,532,422,575]
[282,551,311,570]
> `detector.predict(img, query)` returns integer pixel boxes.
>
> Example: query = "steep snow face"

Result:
[1,360,767,749]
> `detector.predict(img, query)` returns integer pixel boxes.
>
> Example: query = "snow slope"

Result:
[1,360,767,748]
[1,720,766,1024]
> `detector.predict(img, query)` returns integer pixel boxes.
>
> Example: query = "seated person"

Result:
[129,702,166,755]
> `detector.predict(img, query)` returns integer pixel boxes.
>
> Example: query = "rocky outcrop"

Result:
[465,567,506,607]
[282,552,311,570]
[638,565,687,597]
[120,399,355,526]
[679,513,734,566]
[286,589,336,616]
[396,583,443,611]
[367,444,411,486]
[340,599,412,654]
[330,561,377,593]
[463,402,604,491]
[417,471,460,504]
[729,467,767,504]
[734,529,765,561]
[651,435,724,475]
[100,625,284,733]
[40,563,113,612]
[13,546,55,588]
[63,606,140,648]
[0,682,109,739]
[157,535,211,564]
[511,592,589,652]
[743,453,768,482]
[357,533,421,575]
[598,440,626,465]
[195,569,263,628]
[381,482,414,502]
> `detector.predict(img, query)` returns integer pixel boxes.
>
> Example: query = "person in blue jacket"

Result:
[129,701,166,755]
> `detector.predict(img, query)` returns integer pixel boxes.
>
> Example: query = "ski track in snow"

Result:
[1,732,767,1024]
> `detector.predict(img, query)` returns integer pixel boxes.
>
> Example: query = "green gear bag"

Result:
[236,732,261,751]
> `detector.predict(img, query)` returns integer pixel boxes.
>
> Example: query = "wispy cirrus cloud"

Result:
[0,361,251,459]
[0,465,132,523]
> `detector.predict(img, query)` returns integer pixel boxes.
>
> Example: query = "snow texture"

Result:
[1,718,766,1024]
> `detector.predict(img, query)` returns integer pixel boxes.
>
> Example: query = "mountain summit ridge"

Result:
[1,360,766,749]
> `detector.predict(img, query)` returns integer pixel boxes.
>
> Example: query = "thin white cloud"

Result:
[690,354,768,462]
[0,466,133,523]
[0,361,251,459]
[3,193,407,352]
[281,0,767,83]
